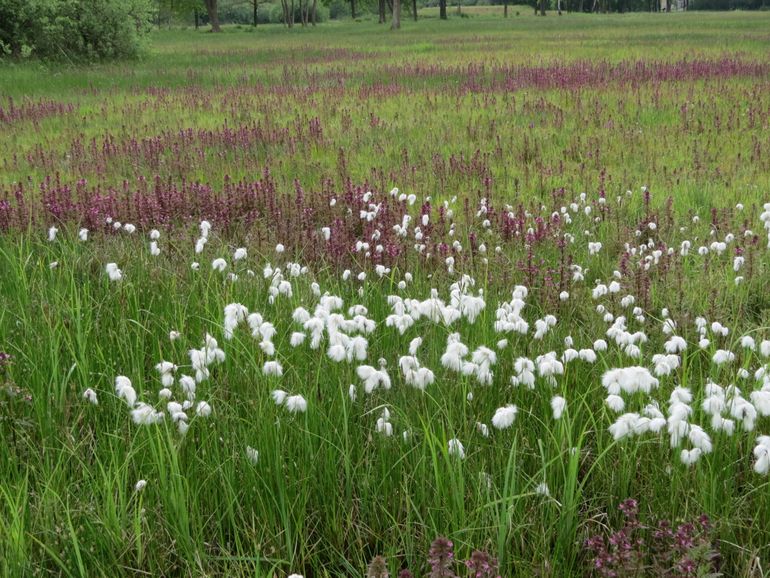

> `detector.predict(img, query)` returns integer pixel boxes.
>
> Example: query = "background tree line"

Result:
[158,0,769,32]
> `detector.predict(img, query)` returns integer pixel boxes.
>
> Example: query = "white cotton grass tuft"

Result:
[356,363,391,393]
[285,395,307,413]
[263,360,283,377]
[754,437,770,475]
[513,357,536,389]
[408,336,423,356]
[155,361,177,387]
[134,479,147,492]
[447,438,466,459]
[608,413,643,441]
[178,375,196,400]
[131,402,165,425]
[105,263,123,282]
[680,448,702,467]
[601,367,658,396]
[196,401,212,417]
[115,376,136,407]
[272,389,307,413]
[751,390,770,417]
[271,389,288,405]
[376,416,393,437]
[82,388,98,405]
[605,395,625,413]
[740,335,755,350]
[246,446,259,465]
[260,340,276,356]
[491,405,517,429]
[223,303,248,340]
[551,396,566,420]
[712,349,735,365]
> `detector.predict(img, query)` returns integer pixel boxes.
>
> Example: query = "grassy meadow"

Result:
[2,12,770,577]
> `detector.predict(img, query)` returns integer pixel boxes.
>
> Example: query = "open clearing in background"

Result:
[2,12,770,578]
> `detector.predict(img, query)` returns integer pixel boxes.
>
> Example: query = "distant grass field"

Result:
[2,12,770,578]
[2,13,769,204]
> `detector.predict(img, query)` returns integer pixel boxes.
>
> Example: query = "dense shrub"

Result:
[220,2,256,23]
[327,0,352,18]
[0,0,152,62]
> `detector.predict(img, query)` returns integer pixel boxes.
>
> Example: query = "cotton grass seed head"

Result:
[285,395,307,413]
[492,405,517,429]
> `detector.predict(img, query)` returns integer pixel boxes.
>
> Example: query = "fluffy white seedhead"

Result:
[492,405,517,430]
[447,438,465,459]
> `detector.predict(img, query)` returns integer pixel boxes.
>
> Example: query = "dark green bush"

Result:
[258,2,277,22]
[327,0,352,18]
[0,0,152,62]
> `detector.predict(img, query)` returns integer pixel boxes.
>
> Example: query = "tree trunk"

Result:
[412,0,417,20]
[204,0,221,31]
[391,0,400,29]
[350,0,356,18]
[379,0,386,22]
[557,0,562,13]
[439,0,447,18]
[456,0,461,14]
[281,0,293,26]
[539,0,546,15]
[504,0,508,17]
[253,0,258,26]
[311,0,317,24]
[194,8,199,29]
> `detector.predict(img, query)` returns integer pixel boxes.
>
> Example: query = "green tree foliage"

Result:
[155,0,205,27]
[0,0,153,61]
